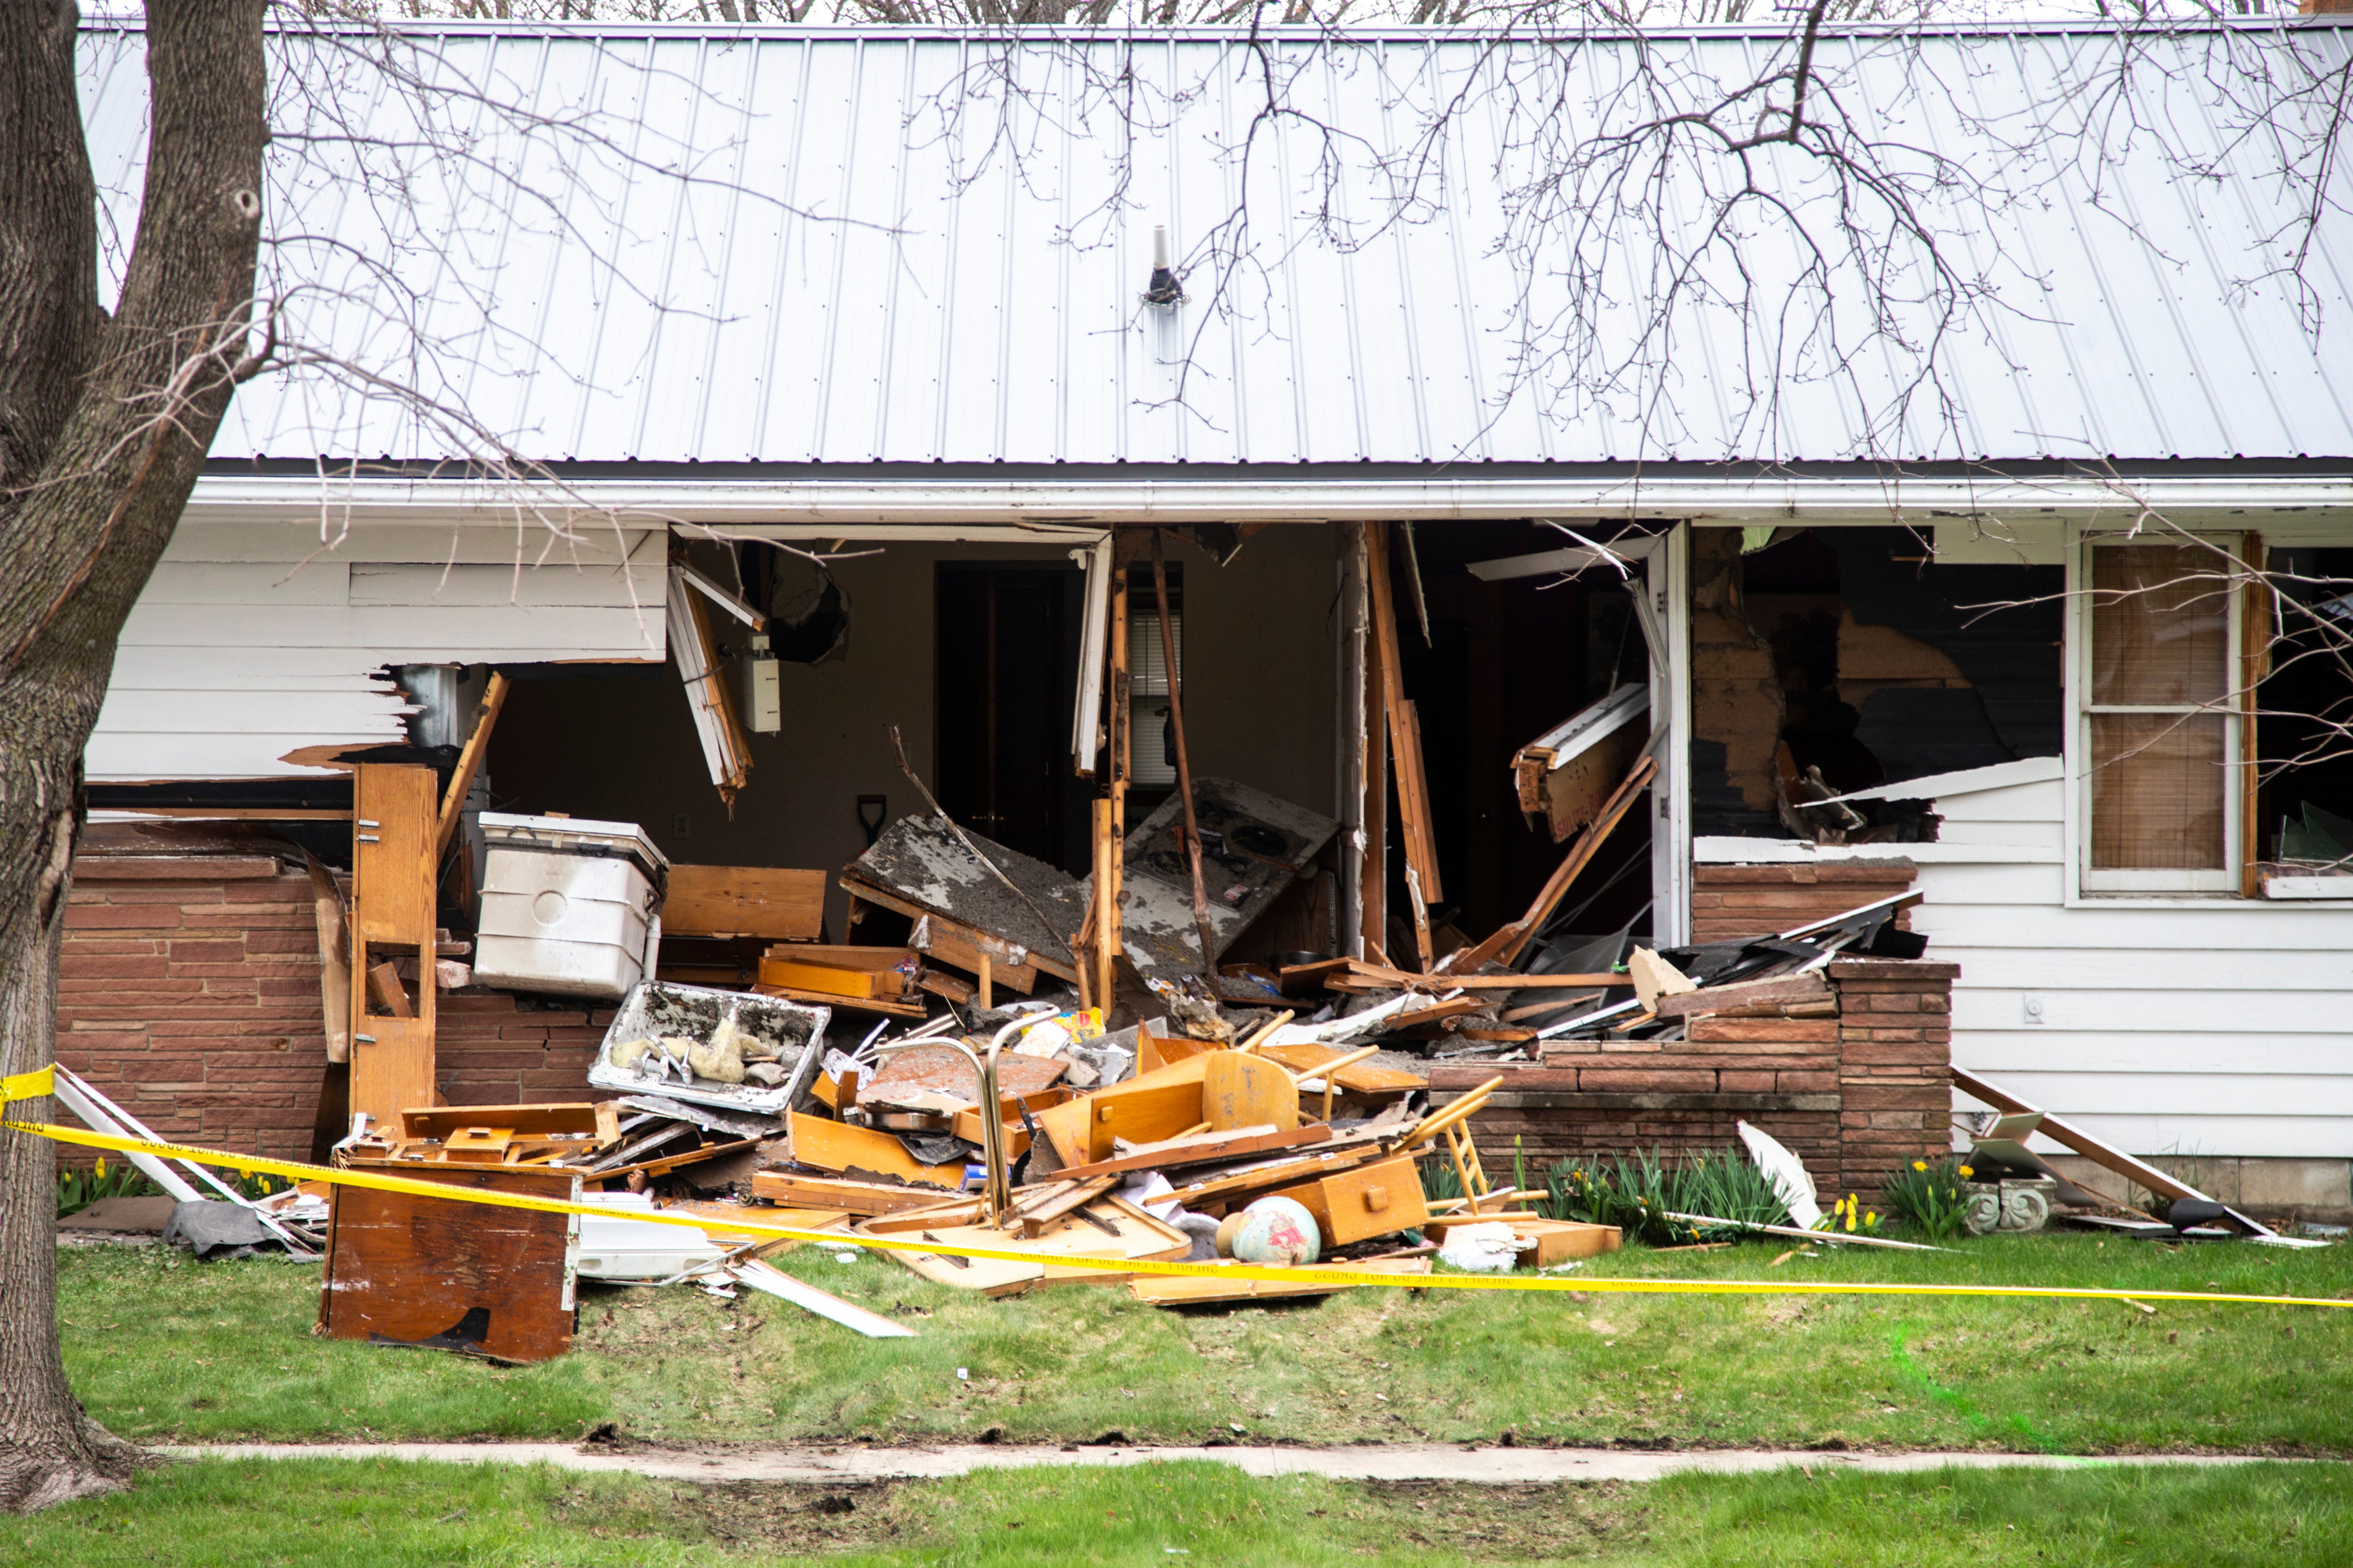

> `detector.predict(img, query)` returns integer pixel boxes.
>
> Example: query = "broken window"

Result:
[1688,528,2062,844]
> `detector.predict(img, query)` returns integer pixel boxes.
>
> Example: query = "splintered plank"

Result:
[748,1171,959,1216]
[1048,1123,1332,1182]
[1253,1043,1428,1094]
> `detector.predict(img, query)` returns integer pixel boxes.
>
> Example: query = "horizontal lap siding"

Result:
[88,523,667,779]
[56,862,619,1162]
[1905,778,2353,1160]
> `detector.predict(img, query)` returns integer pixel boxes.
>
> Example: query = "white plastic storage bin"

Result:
[474,813,669,1000]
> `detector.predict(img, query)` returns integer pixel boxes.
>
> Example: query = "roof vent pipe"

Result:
[1143,224,1184,308]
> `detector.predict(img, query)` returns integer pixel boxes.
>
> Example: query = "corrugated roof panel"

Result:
[77,21,2353,468]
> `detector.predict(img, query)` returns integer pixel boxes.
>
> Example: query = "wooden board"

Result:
[1164,1142,1389,1210]
[319,1164,578,1364]
[1202,1052,1300,1133]
[1268,1153,1429,1248]
[1137,1032,1227,1076]
[351,763,439,1132]
[748,1171,958,1216]
[843,880,1050,992]
[753,983,928,1019]
[1254,1043,1428,1094]
[1420,1216,1622,1267]
[1050,1122,1332,1181]
[353,764,436,945]
[759,950,912,1000]
[399,1103,614,1142]
[876,1199,1190,1297]
[664,865,826,939]
[787,1112,966,1188]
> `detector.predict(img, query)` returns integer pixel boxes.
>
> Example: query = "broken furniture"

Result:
[350,763,440,1130]
[474,813,669,1001]
[319,1163,581,1363]
[757,944,926,1017]
[1512,684,1652,845]
[364,1101,623,1167]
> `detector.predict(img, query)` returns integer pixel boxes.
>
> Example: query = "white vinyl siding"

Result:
[88,521,665,780]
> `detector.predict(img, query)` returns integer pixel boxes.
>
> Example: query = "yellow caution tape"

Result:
[9,1116,2348,1310]
[1,1065,54,1105]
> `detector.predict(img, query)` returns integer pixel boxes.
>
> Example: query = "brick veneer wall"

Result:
[1690,860,1916,943]
[1429,957,1955,1198]
[55,857,614,1163]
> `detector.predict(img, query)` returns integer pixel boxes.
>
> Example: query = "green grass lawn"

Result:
[12,1456,2353,1566]
[57,1230,2353,1454]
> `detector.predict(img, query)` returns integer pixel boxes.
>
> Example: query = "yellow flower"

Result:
[94,1157,106,1181]
[1912,1160,1928,1172]
[1845,1197,1858,1233]
[1865,1211,1879,1228]
[1957,1166,1975,1179]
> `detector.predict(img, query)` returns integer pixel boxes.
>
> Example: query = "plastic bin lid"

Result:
[478,813,670,878]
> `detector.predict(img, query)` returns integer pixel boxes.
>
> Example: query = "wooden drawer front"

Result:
[1270,1154,1428,1247]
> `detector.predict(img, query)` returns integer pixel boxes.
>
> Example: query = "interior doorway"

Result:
[934,562,1095,874]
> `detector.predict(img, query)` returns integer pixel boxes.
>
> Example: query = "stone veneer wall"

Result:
[1428,957,1955,1199]
[1689,859,1917,944]
[55,852,614,1163]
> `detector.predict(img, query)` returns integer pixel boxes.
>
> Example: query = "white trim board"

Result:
[182,474,2353,529]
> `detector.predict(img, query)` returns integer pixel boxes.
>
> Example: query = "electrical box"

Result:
[739,633,781,733]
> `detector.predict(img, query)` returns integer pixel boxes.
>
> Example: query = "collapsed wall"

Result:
[1430,956,1955,1201]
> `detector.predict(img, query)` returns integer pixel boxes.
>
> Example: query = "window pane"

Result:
[2090,545,2229,706]
[2089,712,2226,870]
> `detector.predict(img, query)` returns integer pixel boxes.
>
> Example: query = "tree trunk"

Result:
[0,0,268,1512]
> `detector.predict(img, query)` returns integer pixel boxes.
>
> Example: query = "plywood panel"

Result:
[666,865,826,939]
[354,765,437,943]
[320,1164,579,1364]
[1031,1055,1214,1166]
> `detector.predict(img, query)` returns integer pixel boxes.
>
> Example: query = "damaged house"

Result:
[59,14,2353,1254]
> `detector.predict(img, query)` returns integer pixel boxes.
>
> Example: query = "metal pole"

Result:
[938,1016,1028,1221]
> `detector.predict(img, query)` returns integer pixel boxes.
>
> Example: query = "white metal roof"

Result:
[79,20,2353,468]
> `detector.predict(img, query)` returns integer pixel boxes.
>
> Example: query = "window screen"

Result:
[2085,542,2237,884]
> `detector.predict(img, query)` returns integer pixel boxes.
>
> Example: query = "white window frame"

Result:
[2069,528,2245,896]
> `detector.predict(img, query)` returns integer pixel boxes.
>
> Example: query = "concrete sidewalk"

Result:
[157,1441,2312,1486]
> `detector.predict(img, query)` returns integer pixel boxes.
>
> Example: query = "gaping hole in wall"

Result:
[1394,522,1655,966]
[2256,546,2353,875]
[1690,526,2062,844]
